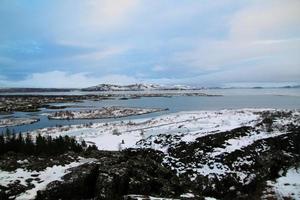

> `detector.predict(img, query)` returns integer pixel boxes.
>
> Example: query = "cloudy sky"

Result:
[0,0,299,88]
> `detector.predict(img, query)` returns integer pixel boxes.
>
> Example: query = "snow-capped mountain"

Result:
[82,83,195,91]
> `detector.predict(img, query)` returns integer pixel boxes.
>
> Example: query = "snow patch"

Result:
[266,167,300,200]
[0,157,95,200]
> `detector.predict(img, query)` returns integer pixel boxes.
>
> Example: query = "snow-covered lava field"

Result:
[1,108,300,199]
[33,109,299,151]
[0,118,39,128]
[47,106,167,120]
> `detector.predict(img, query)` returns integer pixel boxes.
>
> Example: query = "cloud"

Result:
[0,71,193,88]
[0,71,140,88]
[174,38,300,70]
[229,0,300,40]
[195,63,300,85]
[50,0,140,42]
[83,0,139,28]
[152,65,168,72]
[170,0,300,84]
[0,0,140,43]
[0,1,299,87]
[70,46,130,61]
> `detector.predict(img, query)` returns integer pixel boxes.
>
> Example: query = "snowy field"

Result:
[33,109,266,150]
[31,109,300,184]
[47,106,167,120]
[32,108,300,152]
[0,157,95,200]
[1,108,299,199]
[0,118,39,128]
[262,167,300,200]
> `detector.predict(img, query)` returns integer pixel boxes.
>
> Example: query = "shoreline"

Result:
[0,118,40,129]
[1,108,299,199]
[47,107,169,120]
[0,92,220,114]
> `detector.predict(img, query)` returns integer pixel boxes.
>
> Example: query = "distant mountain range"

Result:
[81,83,197,91]
[281,85,300,88]
[220,85,300,89]
[0,88,75,93]
[0,84,299,93]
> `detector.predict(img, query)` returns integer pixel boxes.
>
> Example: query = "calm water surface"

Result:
[1,88,299,133]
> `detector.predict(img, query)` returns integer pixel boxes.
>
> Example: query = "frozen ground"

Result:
[32,109,300,152]
[262,167,300,200]
[1,108,299,199]
[125,194,179,200]
[0,157,95,200]
[47,106,166,120]
[0,118,39,128]
[33,109,264,150]
[124,193,216,200]
[30,109,300,184]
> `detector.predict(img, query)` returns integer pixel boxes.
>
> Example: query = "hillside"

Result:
[81,83,195,91]
[1,109,299,199]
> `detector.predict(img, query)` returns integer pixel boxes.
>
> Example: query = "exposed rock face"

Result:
[36,163,99,200]
[135,110,300,199]
[96,150,183,199]
[34,150,183,200]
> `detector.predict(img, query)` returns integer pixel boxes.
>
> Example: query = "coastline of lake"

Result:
[0,88,299,133]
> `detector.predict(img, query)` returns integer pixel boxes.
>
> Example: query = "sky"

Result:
[0,0,299,88]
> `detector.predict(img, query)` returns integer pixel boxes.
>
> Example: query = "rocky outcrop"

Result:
[36,163,99,200]
[1,110,299,200]
[35,149,184,200]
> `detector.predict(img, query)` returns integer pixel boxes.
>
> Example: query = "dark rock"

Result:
[95,149,183,199]
[32,149,184,200]
[36,163,99,200]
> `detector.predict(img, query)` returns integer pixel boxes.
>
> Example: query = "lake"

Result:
[1,88,299,133]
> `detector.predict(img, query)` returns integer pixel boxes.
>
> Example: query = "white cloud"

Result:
[174,38,300,70]
[196,63,300,84]
[171,0,300,84]
[0,71,198,88]
[1,0,299,87]
[70,46,130,61]
[85,0,139,28]
[230,0,300,40]
[152,65,168,72]
[51,0,140,42]
[0,71,140,88]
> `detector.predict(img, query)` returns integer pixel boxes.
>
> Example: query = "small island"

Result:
[47,106,168,120]
[0,118,39,128]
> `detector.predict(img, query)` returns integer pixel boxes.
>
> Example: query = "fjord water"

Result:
[1,88,300,133]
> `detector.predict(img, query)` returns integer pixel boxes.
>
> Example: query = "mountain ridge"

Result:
[81,83,196,91]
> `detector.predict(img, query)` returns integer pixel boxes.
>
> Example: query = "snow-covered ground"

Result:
[263,167,300,200]
[30,109,300,184]
[125,194,216,200]
[0,118,39,128]
[32,109,300,152]
[33,109,266,151]
[1,108,299,199]
[0,157,95,200]
[125,194,179,200]
[47,106,166,120]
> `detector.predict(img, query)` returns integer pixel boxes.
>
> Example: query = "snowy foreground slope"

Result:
[0,157,95,200]
[1,109,300,199]
[33,109,298,152]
